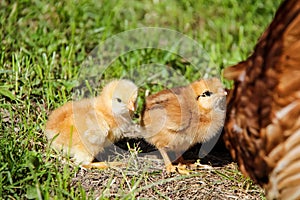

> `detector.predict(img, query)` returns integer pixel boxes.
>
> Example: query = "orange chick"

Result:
[45,79,138,169]
[141,78,227,174]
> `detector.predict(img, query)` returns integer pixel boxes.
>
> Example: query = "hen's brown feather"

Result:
[224,0,300,199]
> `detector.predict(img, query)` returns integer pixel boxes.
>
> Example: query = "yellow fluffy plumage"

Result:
[45,79,138,168]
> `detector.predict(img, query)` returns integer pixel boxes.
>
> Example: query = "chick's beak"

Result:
[221,91,227,96]
[127,100,136,112]
[218,88,227,96]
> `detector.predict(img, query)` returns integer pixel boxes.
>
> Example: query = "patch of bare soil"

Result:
[71,144,264,199]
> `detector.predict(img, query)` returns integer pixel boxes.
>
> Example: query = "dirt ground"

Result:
[71,141,265,199]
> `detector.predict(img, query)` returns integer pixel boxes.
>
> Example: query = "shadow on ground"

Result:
[96,136,232,168]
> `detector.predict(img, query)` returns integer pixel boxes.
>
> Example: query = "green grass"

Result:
[1,0,282,199]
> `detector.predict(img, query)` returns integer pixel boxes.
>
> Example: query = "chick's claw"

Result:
[166,163,191,175]
[82,161,125,169]
[187,161,213,170]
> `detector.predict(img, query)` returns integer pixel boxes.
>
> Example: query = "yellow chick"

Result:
[141,78,227,174]
[45,79,138,168]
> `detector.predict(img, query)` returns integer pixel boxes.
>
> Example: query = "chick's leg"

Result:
[158,148,190,175]
[82,161,125,169]
[173,154,212,170]
[75,151,124,169]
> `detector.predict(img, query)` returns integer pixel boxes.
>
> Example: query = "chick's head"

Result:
[101,79,138,116]
[192,78,227,112]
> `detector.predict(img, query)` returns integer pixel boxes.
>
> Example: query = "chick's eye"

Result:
[203,91,213,97]
[196,90,213,100]
[116,98,122,103]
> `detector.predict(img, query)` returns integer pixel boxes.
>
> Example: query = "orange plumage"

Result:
[141,78,227,173]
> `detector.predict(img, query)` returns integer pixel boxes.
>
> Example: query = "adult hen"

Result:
[223,0,300,199]
[141,78,227,174]
[45,79,138,169]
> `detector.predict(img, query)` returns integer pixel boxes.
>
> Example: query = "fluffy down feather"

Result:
[142,78,226,174]
[45,79,139,168]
